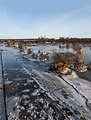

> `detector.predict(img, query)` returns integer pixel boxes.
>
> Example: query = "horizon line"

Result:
[0,37,91,39]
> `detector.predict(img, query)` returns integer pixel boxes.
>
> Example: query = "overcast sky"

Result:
[0,0,91,38]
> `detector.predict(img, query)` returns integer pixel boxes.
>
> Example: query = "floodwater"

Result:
[0,43,91,119]
[1,43,91,81]
[2,50,65,120]
[25,44,91,81]
[26,44,75,53]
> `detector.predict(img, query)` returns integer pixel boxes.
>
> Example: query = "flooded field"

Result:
[20,43,91,81]
[0,42,91,120]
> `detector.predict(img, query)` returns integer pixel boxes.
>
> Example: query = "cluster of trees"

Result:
[0,36,91,45]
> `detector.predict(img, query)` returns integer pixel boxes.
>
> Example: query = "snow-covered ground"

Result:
[0,44,91,120]
[8,44,91,119]
[28,69,91,120]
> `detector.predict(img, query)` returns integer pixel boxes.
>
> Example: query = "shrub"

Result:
[50,52,75,72]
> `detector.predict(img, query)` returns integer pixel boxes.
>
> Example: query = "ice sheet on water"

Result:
[31,89,40,96]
